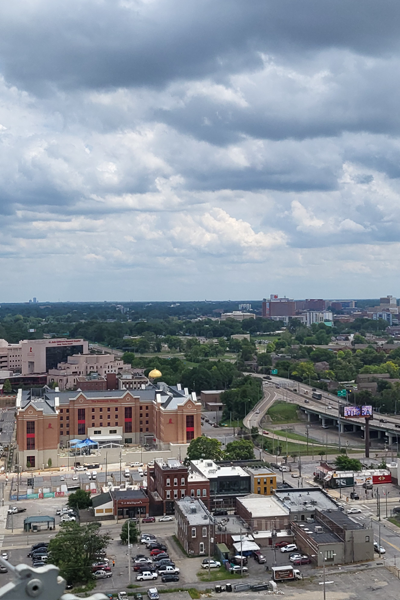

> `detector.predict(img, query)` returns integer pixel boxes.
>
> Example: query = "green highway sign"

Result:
[271,369,278,375]
[337,389,347,397]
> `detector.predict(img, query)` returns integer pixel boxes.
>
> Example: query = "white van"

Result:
[279,465,290,472]
[124,468,130,477]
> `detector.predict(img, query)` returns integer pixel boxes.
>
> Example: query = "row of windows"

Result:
[166,478,186,486]
[165,488,207,499]
[257,479,275,485]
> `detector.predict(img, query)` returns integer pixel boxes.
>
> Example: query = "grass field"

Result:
[197,566,242,582]
[267,401,299,423]
[269,428,322,444]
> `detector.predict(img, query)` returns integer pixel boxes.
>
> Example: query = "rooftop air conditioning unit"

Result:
[315,526,323,533]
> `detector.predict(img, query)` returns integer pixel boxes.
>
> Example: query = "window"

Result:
[107,422,110,426]
[146,427,149,431]
[100,422,103,427]
[107,408,110,412]
[92,408,95,412]
[140,421,143,425]
[191,490,194,497]
[166,491,171,499]
[257,479,260,485]
[99,408,103,412]
[109,429,117,434]
[202,527,207,538]
[257,488,261,494]
[115,407,118,411]
[140,428,143,432]
[94,430,101,434]
[146,420,149,425]
[203,489,207,497]
[191,528,196,538]
[66,430,69,435]
[166,479,170,487]
[146,413,149,417]
[174,478,178,486]
[270,479,274,485]
[197,489,200,497]
[181,490,185,498]
[66,415,69,420]
[60,409,63,414]
[78,408,85,435]
[125,406,132,433]
[174,490,178,499]
[365,536,370,542]
[181,478,185,486]
[26,422,35,434]
[27,456,36,468]
[199,542,205,554]
[66,409,69,413]
[27,438,35,450]
[92,423,95,427]
[60,417,63,421]
[325,550,335,560]
[264,488,267,494]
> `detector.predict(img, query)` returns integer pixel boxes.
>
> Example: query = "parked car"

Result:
[252,550,266,564]
[137,564,157,573]
[28,547,48,558]
[155,561,175,570]
[141,534,156,544]
[130,462,144,468]
[232,555,248,565]
[229,565,248,574]
[8,507,26,514]
[0,565,7,573]
[92,565,111,572]
[275,541,289,548]
[147,589,159,600]
[161,573,179,583]
[201,560,220,569]
[150,549,164,557]
[147,542,167,551]
[93,570,112,579]
[142,517,156,523]
[280,544,297,553]
[347,508,361,514]
[152,553,170,562]
[136,571,158,582]
[292,556,311,565]
[118,593,128,600]
[350,492,359,500]
[61,515,76,522]
[134,556,151,564]
[159,516,173,522]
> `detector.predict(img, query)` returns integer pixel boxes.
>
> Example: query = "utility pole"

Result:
[128,519,131,584]
[119,451,122,485]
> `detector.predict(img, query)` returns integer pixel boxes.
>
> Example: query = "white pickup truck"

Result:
[157,565,180,575]
[136,571,158,582]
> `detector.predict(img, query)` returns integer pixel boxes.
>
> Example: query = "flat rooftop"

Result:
[237,494,289,518]
[177,497,213,526]
[274,488,338,512]
[297,520,341,544]
[320,509,364,530]
[191,459,249,479]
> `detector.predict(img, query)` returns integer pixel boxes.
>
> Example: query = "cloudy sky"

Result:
[1,0,400,302]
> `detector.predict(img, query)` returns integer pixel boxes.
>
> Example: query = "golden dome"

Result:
[149,368,162,379]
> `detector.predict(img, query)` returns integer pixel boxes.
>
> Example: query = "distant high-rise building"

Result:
[262,298,268,318]
[380,295,397,307]
[305,299,326,311]
[239,303,251,310]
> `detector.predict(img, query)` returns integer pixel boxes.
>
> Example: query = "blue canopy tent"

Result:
[69,438,98,456]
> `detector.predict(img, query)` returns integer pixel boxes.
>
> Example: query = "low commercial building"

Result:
[274,487,339,522]
[243,466,277,496]
[221,311,255,321]
[147,458,210,515]
[190,460,251,510]
[235,494,290,532]
[292,509,374,566]
[111,488,149,519]
[92,491,114,518]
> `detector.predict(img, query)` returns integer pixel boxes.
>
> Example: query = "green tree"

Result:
[120,519,139,545]
[48,522,110,586]
[47,458,52,468]
[250,426,259,441]
[185,436,224,463]
[224,439,255,461]
[68,489,92,511]
[121,352,135,365]
[3,379,11,394]
[334,455,362,471]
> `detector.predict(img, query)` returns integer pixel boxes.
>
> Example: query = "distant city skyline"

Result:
[1,2,400,300]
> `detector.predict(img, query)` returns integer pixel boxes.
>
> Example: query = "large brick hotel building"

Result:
[16,383,201,468]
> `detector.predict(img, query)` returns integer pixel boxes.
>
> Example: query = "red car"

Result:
[150,549,163,556]
[92,565,111,572]
[275,541,289,548]
[142,517,156,523]
[292,556,311,565]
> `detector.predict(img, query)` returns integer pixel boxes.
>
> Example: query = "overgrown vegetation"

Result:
[267,401,299,423]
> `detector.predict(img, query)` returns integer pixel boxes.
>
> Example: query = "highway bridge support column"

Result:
[365,417,370,458]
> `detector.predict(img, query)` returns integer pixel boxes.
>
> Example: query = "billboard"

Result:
[341,405,373,418]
